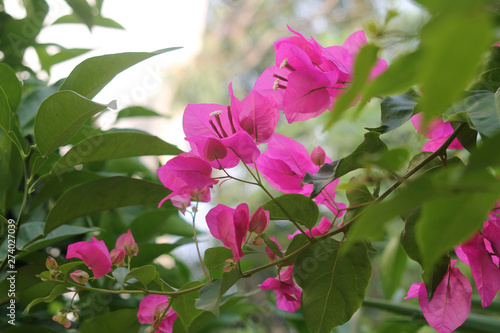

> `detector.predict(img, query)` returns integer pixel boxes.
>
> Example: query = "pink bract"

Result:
[411,113,464,152]
[66,236,111,279]
[137,294,177,333]
[288,216,334,239]
[206,203,250,261]
[115,229,138,256]
[157,152,217,208]
[249,206,270,234]
[405,260,472,333]
[260,266,302,312]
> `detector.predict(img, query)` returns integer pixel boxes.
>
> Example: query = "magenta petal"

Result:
[137,294,177,333]
[405,282,424,299]
[310,217,333,237]
[283,69,338,123]
[418,261,472,333]
[457,233,500,307]
[182,103,228,138]
[238,90,280,144]
[66,238,111,279]
[253,66,286,107]
[259,266,302,312]
[249,206,270,234]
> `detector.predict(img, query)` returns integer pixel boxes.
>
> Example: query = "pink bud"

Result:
[46,256,59,271]
[116,229,139,256]
[53,314,71,328]
[70,270,89,284]
[110,249,125,266]
[311,146,326,166]
[249,207,270,234]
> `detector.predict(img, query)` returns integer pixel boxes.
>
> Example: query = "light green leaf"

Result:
[195,269,240,316]
[43,176,170,234]
[59,261,85,276]
[24,285,70,313]
[116,106,164,120]
[130,209,194,242]
[133,239,193,267]
[262,193,319,229]
[34,91,115,157]
[294,239,371,333]
[112,267,130,287]
[64,0,94,29]
[0,62,22,112]
[203,247,233,272]
[172,281,204,329]
[125,265,157,286]
[381,236,407,299]
[51,131,182,173]
[59,48,181,99]
[342,179,374,226]
[79,309,141,333]
[53,14,125,29]
[35,45,91,73]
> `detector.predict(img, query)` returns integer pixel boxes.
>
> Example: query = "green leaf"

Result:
[195,269,240,316]
[51,131,182,174]
[133,239,193,267]
[34,91,115,157]
[79,309,141,333]
[304,132,388,197]
[125,265,157,286]
[53,14,125,29]
[342,179,374,226]
[367,147,410,173]
[380,236,407,299]
[59,48,181,99]
[467,130,500,171]
[327,44,380,128]
[259,233,283,258]
[400,209,421,263]
[0,86,28,154]
[294,239,371,333]
[262,193,319,229]
[366,90,420,133]
[203,247,233,272]
[416,170,500,270]
[130,209,194,242]
[172,281,204,329]
[112,267,130,287]
[418,3,492,121]
[59,261,85,276]
[24,285,70,313]
[44,176,170,234]
[65,0,94,29]
[0,62,22,112]
[116,106,164,120]
[35,45,91,73]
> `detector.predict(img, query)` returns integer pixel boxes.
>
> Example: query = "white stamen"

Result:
[279,58,288,69]
[273,79,280,90]
[209,110,223,117]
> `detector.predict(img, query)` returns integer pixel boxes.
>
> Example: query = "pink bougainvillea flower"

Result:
[157,152,218,208]
[405,260,472,333]
[455,232,500,308]
[137,294,177,333]
[260,266,302,312]
[248,206,270,234]
[233,89,280,144]
[183,84,260,168]
[265,236,283,262]
[66,236,111,279]
[115,229,138,256]
[313,179,347,217]
[255,134,318,194]
[288,216,334,239]
[411,113,464,152]
[206,203,250,261]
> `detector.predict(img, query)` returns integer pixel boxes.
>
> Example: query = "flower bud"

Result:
[46,256,59,271]
[116,229,139,256]
[311,146,326,166]
[249,207,270,235]
[252,235,264,247]
[70,270,89,284]
[110,249,125,266]
[53,314,71,328]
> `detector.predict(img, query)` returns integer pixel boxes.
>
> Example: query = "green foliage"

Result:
[262,193,319,229]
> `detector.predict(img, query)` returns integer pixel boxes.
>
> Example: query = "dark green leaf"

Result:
[294,240,371,333]
[327,45,380,128]
[59,48,181,99]
[23,285,70,313]
[342,179,374,226]
[259,233,283,258]
[51,131,182,173]
[172,281,204,329]
[203,247,233,272]
[0,62,22,112]
[367,147,410,172]
[467,130,500,171]
[44,176,170,234]
[130,209,194,242]
[60,261,85,276]
[34,91,115,157]
[366,90,420,133]
[133,239,193,267]
[195,269,240,316]
[262,193,319,229]
[79,309,141,333]
[400,209,422,263]
[116,106,164,120]
[304,132,388,197]
[0,86,28,154]
[35,45,91,73]
[453,121,477,152]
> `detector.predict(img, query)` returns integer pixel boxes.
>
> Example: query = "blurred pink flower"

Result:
[411,113,464,152]
[116,229,138,256]
[260,266,302,312]
[66,236,111,279]
[137,294,177,333]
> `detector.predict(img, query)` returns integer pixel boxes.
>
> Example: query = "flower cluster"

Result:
[156,27,381,315]
[406,203,500,333]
